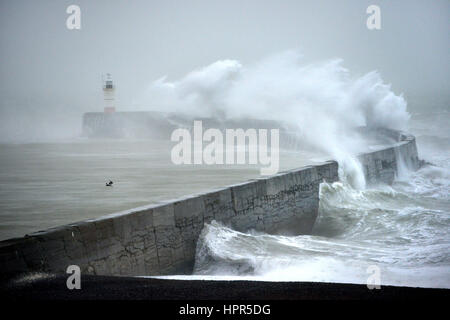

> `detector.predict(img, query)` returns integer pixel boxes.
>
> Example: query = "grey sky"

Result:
[0,0,449,140]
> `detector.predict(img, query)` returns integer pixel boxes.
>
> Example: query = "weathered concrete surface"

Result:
[358,128,421,185]
[0,161,338,276]
[0,128,419,277]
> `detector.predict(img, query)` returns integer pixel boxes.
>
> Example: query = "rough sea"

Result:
[0,111,448,288]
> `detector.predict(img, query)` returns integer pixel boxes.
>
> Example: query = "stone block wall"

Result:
[358,129,420,185]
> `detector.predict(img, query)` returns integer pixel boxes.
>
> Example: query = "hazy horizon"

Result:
[0,0,449,142]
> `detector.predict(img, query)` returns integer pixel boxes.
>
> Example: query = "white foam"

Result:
[138,50,410,188]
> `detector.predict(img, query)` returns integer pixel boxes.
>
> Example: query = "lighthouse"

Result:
[103,73,115,113]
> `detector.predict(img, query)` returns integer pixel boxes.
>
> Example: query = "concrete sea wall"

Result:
[0,129,420,276]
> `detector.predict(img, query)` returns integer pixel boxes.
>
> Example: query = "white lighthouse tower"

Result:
[103,73,115,113]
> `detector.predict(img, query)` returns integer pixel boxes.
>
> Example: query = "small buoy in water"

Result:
[106,180,113,187]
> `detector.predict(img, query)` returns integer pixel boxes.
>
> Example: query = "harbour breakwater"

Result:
[0,128,420,276]
[82,111,283,139]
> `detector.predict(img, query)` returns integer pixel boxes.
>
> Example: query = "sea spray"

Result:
[141,52,450,287]
[192,166,450,288]
[139,50,409,186]
[191,118,450,288]
[337,155,366,190]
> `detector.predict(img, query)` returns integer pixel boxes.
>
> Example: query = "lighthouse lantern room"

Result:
[103,73,116,113]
